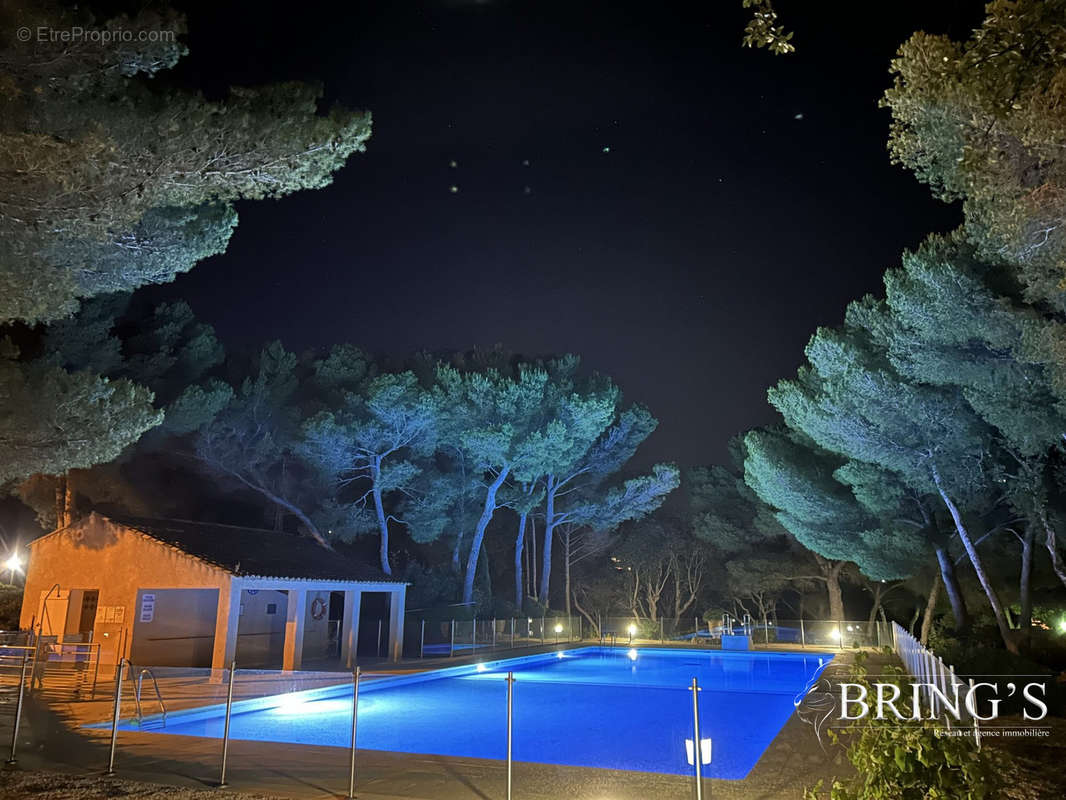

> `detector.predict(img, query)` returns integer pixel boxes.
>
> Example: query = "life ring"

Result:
[310,597,327,620]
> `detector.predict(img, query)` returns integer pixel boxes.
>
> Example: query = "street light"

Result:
[627,623,637,644]
[4,553,21,584]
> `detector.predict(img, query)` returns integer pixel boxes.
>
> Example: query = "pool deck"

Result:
[2,642,864,800]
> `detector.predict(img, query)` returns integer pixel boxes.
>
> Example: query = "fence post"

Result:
[376,619,383,658]
[659,618,664,644]
[348,667,360,799]
[925,651,936,716]
[541,616,545,645]
[450,620,455,658]
[6,652,30,764]
[419,619,425,659]
[510,617,515,649]
[690,677,704,800]
[473,617,477,653]
[492,618,497,650]
[90,643,101,700]
[506,671,515,800]
[800,618,806,648]
[219,661,236,786]
[105,659,127,775]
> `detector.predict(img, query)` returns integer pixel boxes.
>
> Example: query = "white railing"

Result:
[891,622,980,747]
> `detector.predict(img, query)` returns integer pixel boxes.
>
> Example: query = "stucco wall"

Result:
[301,589,333,660]
[235,589,288,667]
[130,588,218,667]
[20,514,229,666]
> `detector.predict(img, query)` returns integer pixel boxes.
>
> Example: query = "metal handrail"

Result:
[133,667,166,726]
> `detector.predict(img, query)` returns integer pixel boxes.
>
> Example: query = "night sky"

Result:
[150,0,981,468]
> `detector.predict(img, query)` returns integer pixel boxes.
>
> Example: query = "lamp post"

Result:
[4,553,21,584]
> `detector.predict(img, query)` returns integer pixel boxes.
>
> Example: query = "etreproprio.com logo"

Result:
[16,26,177,44]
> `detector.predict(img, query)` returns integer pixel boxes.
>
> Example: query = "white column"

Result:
[282,589,307,671]
[387,587,406,662]
[211,579,241,671]
[341,589,361,668]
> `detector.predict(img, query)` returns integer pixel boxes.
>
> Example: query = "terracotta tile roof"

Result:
[113,516,403,584]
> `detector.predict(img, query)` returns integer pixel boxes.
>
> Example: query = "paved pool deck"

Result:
[2,643,864,800]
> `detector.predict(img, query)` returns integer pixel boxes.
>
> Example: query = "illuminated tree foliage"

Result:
[301,373,438,575]
[0,339,161,486]
[862,234,1066,591]
[882,0,1066,307]
[432,364,607,606]
[743,428,913,622]
[0,1,371,324]
[0,1,369,493]
[741,0,795,55]
[765,307,1024,651]
[533,373,676,606]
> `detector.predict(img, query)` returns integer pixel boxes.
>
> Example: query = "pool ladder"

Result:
[133,666,167,729]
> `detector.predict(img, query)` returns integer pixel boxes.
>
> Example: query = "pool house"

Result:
[17,512,408,670]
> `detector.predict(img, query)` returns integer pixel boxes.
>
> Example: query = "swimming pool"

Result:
[109,647,832,779]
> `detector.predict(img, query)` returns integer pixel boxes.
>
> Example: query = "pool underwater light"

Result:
[685,738,713,766]
[476,663,488,672]
[627,648,638,661]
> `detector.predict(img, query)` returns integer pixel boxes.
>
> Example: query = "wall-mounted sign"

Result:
[140,593,156,623]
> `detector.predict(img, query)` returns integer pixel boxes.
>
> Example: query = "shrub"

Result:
[0,585,22,630]
[805,653,1004,800]
[928,629,1063,717]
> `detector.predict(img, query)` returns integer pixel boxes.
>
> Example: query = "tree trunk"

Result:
[54,476,67,530]
[935,546,968,630]
[932,467,1017,654]
[207,459,332,549]
[528,516,538,601]
[371,480,392,576]
[824,561,845,622]
[64,476,75,527]
[1034,502,1066,590]
[463,467,510,605]
[451,532,462,573]
[865,583,883,637]
[1019,524,1035,645]
[564,527,572,617]
[919,571,941,645]
[571,588,599,637]
[539,475,557,603]
[514,512,527,608]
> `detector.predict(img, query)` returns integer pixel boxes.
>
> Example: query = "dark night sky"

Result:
[151,0,981,469]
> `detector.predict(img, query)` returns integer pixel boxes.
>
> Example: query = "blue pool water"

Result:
[112,647,831,778]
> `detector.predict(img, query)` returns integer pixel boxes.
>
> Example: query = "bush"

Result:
[0,584,22,630]
[928,626,1064,717]
[806,653,1004,800]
